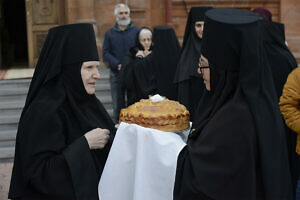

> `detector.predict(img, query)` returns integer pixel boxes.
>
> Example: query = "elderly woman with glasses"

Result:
[173,8,292,200]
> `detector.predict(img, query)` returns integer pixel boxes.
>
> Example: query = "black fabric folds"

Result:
[260,20,298,98]
[119,28,156,107]
[9,23,116,200]
[174,7,212,121]
[174,8,292,200]
[151,26,181,100]
[260,20,298,198]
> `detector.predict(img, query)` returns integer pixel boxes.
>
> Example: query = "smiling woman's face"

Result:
[81,61,100,95]
[195,21,205,39]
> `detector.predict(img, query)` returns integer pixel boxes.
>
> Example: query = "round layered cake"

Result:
[119,97,190,132]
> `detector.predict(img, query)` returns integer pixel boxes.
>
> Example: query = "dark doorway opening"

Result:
[0,0,28,69]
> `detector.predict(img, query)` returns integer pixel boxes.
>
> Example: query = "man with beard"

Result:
[102,3,139,123]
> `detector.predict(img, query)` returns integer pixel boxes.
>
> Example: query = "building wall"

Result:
[281,0,300,62]
[64,0,300,61]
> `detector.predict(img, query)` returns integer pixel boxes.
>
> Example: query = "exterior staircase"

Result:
[0,68,112,161]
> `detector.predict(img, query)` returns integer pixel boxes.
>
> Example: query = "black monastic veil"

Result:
[174,8,292,200]
[9,23,116,200]
[151,25,181,100]
[174,6,213,121]
[119,27,156,107]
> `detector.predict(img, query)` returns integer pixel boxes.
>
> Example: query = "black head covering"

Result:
[174,6,213,83]
[202,8,291,199]
[9,23,115,199]
[253,7,272,21]
[174,8,292,200]
[260,19,298,197]
[151,26,181,100]
[260,20,298,98]
[173,7,213,121]
[119,27,156,106]
[182,6,213,49]
[129,27,154,55]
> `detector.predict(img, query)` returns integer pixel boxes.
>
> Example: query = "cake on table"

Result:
[119,95,190,132]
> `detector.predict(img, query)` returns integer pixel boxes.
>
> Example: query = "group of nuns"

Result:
[8,7,298,200]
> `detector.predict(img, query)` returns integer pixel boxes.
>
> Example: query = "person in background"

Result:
[252,7,272,21]
[174,6,213,121]
[254,8,299,198]
[102,3,139,123]
[9,23,116,200]
[151,25,181,100]
[280,67,300,200]
[174,8,292,200]
[119,27,156,107]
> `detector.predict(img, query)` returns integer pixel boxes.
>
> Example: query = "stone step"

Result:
[0,130,17,141]
[0,140,15,148]
[0,101,25,116]
[0,115,20,125]
[0,147,15,160]
[0,78,31,88]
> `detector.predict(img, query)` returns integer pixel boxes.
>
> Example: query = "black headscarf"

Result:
[173,7,213,121]
[260,20,298,98]
[174,6,213,82]
[260,19,298,197]
[174,8,292,200]
[151,26,181,100]
[119,27,156,107]
[9,23,115,200]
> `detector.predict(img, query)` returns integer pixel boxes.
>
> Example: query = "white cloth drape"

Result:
[98,122,189,200]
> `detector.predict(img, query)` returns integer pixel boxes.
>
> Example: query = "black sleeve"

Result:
[174,105,258,200]
[133,54,157,97]
[18,107,99,199]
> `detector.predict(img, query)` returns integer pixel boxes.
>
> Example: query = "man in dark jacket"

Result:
[102,3,139,123]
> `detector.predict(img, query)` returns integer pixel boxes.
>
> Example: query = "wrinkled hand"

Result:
[136,50,144,58]
[143,49,151,57]
[84,128,110,149]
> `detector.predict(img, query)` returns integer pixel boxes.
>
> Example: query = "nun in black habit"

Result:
[151,25,181,100]
[174,6,212,121]
[119,27,156,108]
[259,19,299,198]
[9,24,116,200]
[173,8,292,200]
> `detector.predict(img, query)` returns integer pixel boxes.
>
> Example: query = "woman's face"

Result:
[194,21,205,38]
[139,32,152,50]
[81,61,100,95]
[198,55,210,91]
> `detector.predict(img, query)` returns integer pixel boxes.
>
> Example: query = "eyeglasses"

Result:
[198,59,209,74]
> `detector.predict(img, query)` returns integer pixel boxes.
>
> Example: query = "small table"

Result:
[98,122,189,200]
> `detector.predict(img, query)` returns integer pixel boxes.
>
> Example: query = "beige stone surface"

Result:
[0,162,13,200]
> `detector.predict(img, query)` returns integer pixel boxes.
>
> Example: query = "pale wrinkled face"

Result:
[194,21,205,39]
[139,32,152,51]
[81,61,100,95]
[198,55,210,91]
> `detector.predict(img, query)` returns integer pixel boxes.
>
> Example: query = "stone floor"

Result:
[0,162,13,200]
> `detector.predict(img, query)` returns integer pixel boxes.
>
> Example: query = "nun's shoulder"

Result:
[22,100,63,122]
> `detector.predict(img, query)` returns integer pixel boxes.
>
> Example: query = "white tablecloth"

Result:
[98,122,189,200]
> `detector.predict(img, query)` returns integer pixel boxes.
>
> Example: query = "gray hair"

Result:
[139,28,152,39]
[114,3,130,17]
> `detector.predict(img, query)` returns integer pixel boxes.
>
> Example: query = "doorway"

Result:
[0,0,28,69]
